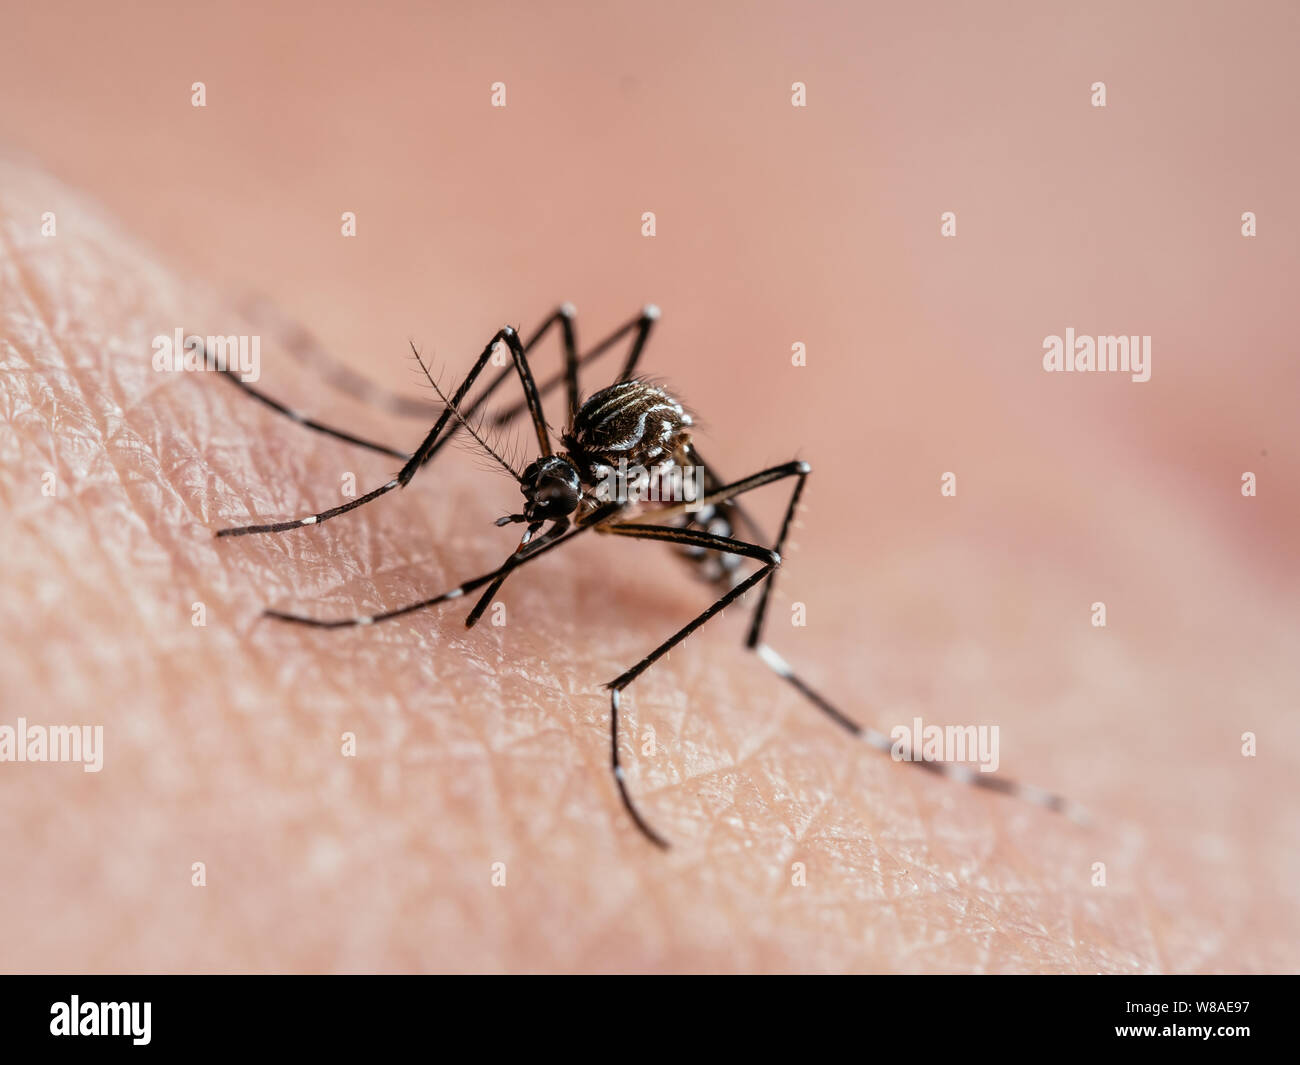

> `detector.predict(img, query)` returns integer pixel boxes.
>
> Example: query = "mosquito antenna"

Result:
[408,340,524,482]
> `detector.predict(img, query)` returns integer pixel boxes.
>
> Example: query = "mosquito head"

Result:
[496,455,581,526]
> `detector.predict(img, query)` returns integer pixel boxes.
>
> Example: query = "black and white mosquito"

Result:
[209,304,1083,847]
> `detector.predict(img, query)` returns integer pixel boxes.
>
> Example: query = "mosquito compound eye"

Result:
[521,458,580,518]
[537,472,580,515]
[541,477,574,503]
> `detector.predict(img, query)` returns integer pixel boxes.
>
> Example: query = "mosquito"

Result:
[209,304,1083,847]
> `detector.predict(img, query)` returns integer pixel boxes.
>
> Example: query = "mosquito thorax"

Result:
[560,380,693,482]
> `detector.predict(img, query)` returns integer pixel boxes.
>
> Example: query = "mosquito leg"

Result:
[237,295,441,420]
[463,519,557,629]
[681,445,766,544]
[677,460,919,745]
[248,296,659,424]
[376,305,575,474]
[225,302,659,470]
[599,522,782,848]
[461,496,630,627]
[611,303,658,382]
[747,637,1083,818]
[397,302,658,434]
[202,341,411,460]
[557,305,581,424]
[351,303,659,475]
[263,516,594,627]
[692,462,899,744]
[741,471,809,652]
[215,313,572,538]
[496,321,553,458]
[705,464,1087,822]
[487,305,660,427]
[216,325,540,536]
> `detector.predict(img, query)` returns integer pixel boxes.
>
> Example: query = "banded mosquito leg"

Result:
[202,341,411,460]
[710,462,888,740]
[463,518,561,629]
[221,302,659,478]
[722,469,1087,822]
[675,459,970,745]
[263,517,595,627]
[216,324,547,537]
[599,522,783,848]
[460,501,625,628]
[373,305,585,477]
[248,298,658,428]
[686,461,920,746]
[402,302,658,434]
[610,303,659,383]
[487,305,660,428]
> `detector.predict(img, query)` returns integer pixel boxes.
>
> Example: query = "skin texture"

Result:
[1,3,1298,973]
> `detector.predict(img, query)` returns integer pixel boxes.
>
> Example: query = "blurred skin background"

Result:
[0,1,1297,972]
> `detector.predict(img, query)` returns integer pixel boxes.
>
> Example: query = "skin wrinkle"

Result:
[0,158,1296,972]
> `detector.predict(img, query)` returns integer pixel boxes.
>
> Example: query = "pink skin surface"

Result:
[0,3,1297,972]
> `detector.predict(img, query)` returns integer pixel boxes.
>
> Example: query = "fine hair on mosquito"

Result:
[208,303,1085,848]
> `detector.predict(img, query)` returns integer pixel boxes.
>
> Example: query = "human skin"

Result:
[1,3,1298,973]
